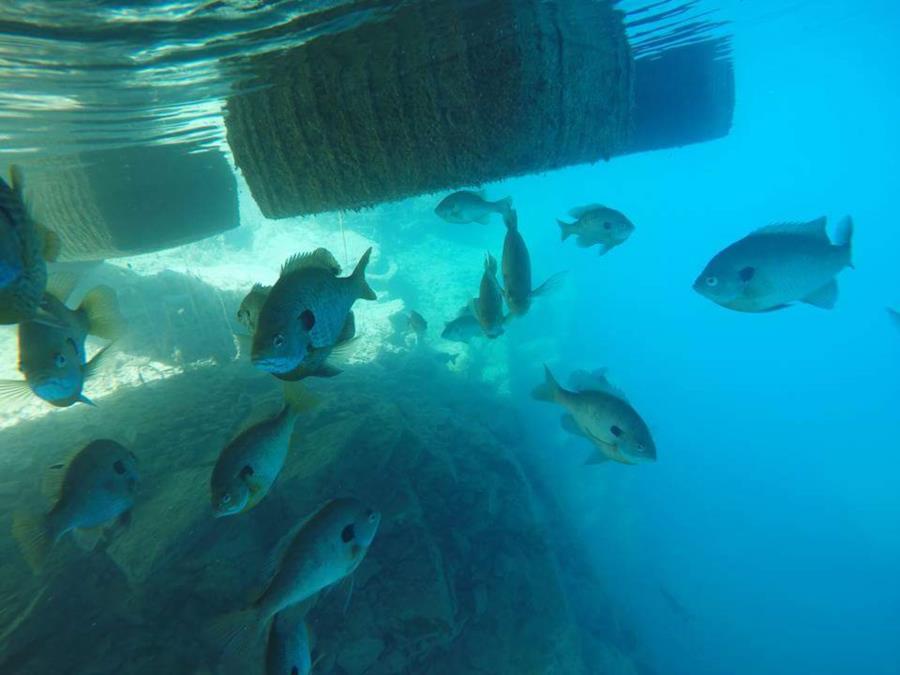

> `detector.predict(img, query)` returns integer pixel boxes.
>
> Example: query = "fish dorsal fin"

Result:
[569,204,604,219]
[9,165,25,199]
[568,368,627,399]
[752,217,828,241]
[41,460,71,500]
[250,282,272,297]
[281,248,341,277]
[45,270,81,304]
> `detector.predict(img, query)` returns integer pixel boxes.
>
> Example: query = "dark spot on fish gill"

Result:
[239,465,254,478]
[299,309,315,331]
[603,222,611,230]
[292,668,299,675]
[610,425,623,438]
[739,266,755,282]
[341,523,355,543]
[113,460,126,475]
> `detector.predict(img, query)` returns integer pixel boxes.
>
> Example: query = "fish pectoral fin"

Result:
[84,343,119,381]
[0,379,33,407]
[72,526,105,552]
[37,224,62,262]
[560,414,588,439]
[802,280,839,309]
[531,271,567,298]
[584,449,610,465]
[312,363,343,378]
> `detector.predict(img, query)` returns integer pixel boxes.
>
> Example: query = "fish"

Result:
[210,383,318,518]
[694,216,854,312]
[888,307,900,332]
[501,209,566,316]
[252,247,376,375]
[0,166,61,324]
[0,282,125,408]
[440,305,483,344]
[213,498,381,651]
[470,253,506,338]
[434,190,513,225]
[266,611,314,675]
[237,283,272,333]
[556,204,634,255]
[408,310,427,336]
[12,439,140,571]
[273,311,356,381]
[532,366,656,465]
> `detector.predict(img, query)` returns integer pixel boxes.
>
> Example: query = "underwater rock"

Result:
[0,349,636,673]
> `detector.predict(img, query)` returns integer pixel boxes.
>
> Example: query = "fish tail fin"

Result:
[80,285,126,340]
[283,381,320,418]
[484,252,497,276]
[209,607,266,659]
[531,271,567,298]
[834,215,854,268]
[12,511,52,573]
[349,247,377,301]
[37,225,61,262]
[557,219,572,242]
[531,364,561,403]
[494,196,513,220]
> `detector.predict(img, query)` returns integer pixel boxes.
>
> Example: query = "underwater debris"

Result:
[694,216,854,312]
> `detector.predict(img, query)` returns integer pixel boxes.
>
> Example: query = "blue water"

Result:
[505,2,900,672]
[1,1,898,674]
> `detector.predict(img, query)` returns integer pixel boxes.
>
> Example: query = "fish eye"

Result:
[54,353,67,368]
[222,494,231,504]
[341,523,355,543]
[610,425,623,438]
[273,333,285,348]
[367,510,378,524]
[705,276,718,287]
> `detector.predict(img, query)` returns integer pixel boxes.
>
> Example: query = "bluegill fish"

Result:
[470,253,505,338]
[211,383,318,518]
[435,190,512,225]
[501,209,566,316]
[532,366,656,465]
[266,611,314,675]
[213,498,380,651]
[274,311,356,382]
[888,307,900,332]
[237,283,272,333]
[694,216,853,312]
[0,166,61,324]
[441,305,483,344]
[240,280,355,380]
[12,439,139,571]
[407,310,427,336]
[0,283,125,407]
[557,204,634,255]
[252,248,375,375]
